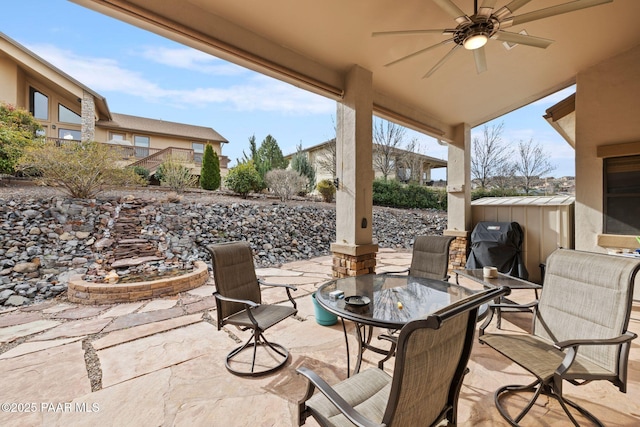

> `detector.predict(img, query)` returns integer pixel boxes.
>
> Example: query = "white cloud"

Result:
[28,43,169,99]
[25,44,334,115]
[137,46,246,76]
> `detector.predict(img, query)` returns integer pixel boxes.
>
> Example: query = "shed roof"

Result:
[472,195,575,206]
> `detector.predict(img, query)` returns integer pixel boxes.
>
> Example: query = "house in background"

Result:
[286,139,447,186]
[0,31,229,177]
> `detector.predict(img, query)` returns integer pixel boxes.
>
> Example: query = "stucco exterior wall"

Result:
[0,56,18,105]
[575,44,640,252]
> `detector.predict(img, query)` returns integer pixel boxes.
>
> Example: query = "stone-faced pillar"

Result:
[331,65,378,277]
[81,90,96,142]
[444,123,472,265]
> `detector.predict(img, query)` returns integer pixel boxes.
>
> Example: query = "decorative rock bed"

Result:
[0,186,446,307]
[67,260,209,304]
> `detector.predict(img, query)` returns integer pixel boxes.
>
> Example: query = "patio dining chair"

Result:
[207,241,298,377]
[479,249,640,426]
[297,285,510,427]
[377,234,462,370]
[386,235,455,280]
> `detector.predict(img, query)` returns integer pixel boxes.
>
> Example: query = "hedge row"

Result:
[372,179,447,210]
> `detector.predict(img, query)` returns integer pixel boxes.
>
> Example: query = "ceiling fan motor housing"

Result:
[453,17,497,47]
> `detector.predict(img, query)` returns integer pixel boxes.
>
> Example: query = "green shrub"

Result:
[316,179,336,203]
[132,166,150,183]
[18,141,145,198]
[0,102,43,174]
[157,156,198,193]
[200,144,221,190]
[225,161,262,198]
[265,169,307,201]
[372,178,446,210]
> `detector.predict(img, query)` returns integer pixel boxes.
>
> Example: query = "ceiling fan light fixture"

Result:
[463,33,488,50]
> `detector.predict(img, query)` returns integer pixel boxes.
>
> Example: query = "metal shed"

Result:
[471,196,575,284]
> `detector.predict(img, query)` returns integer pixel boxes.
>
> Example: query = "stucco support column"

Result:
[331,65,378,277]
[444,123,472,271]
[81,90,95,142]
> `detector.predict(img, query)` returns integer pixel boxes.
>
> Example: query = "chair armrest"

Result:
[479,299,537,336]
[554,331,638,377]
[258,279,298,291]
[213,292,259,308]
[554,331,637,350]
[296,367,386,427]
[378,334,398,344]
[381,267,409,275]
[489,300,538,310]
[258,279,298,309]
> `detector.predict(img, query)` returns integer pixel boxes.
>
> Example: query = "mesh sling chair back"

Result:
[388,235,455,280]
[479,249,640,426]
[207,241,298,376]
[297,286,510,427]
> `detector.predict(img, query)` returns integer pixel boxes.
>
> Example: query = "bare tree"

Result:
[402,137,425,184]
[316,138,337,178]
[491,161,517,190]
[471,122,514,189]
[373,119,406,180]
[514,138,556,195]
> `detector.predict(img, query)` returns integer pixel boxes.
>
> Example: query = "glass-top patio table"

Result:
[453,269,542,329]
[315,274,477,376]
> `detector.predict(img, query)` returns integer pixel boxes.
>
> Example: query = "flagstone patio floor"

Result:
[0,248,638,426]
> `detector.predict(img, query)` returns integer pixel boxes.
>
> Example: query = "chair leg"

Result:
[495,379,605,427]
[495,380,544,425]
[225,329,290,377]
[377,340,396,370]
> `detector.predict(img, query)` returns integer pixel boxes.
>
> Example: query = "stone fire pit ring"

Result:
[67,261,209,304]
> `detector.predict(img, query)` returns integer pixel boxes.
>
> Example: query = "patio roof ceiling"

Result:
[71,0,640,141]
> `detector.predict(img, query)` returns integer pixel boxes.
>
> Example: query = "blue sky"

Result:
[1,0,575,180]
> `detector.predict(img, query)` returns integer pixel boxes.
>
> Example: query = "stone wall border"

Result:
[67,261,209,304]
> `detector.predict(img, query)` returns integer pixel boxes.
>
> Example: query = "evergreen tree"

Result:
[291,144,316,194]
[200,144,220,190]
[257,134,288,173]
[241,134,259,165]
[210,150,221,190]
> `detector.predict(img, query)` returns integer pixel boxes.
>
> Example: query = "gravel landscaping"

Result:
[0,183,447,307]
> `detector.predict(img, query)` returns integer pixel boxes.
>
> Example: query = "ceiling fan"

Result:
[373,0,613,78]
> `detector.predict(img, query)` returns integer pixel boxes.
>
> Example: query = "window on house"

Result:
[29,87,48,120]
[110,132,125,141]
[134,135,150,158]
[193,142,205,164]
[58,104,82,124]
[604,154,640,235]
[58,128,81,141]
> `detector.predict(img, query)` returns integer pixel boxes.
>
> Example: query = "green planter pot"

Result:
[312,292,337,326]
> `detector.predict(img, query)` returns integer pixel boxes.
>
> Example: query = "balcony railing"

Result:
[44,138,229,172]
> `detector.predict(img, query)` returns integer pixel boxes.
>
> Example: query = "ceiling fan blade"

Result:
[372,29,450,37]
[385,39,454,67]
[494,0,532,20]
[478,0,499,17]
[507,0,613,26]
[473,47,488,74]
[433,0,472,25]
[495,31,553,48]
[422,45,460,79]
